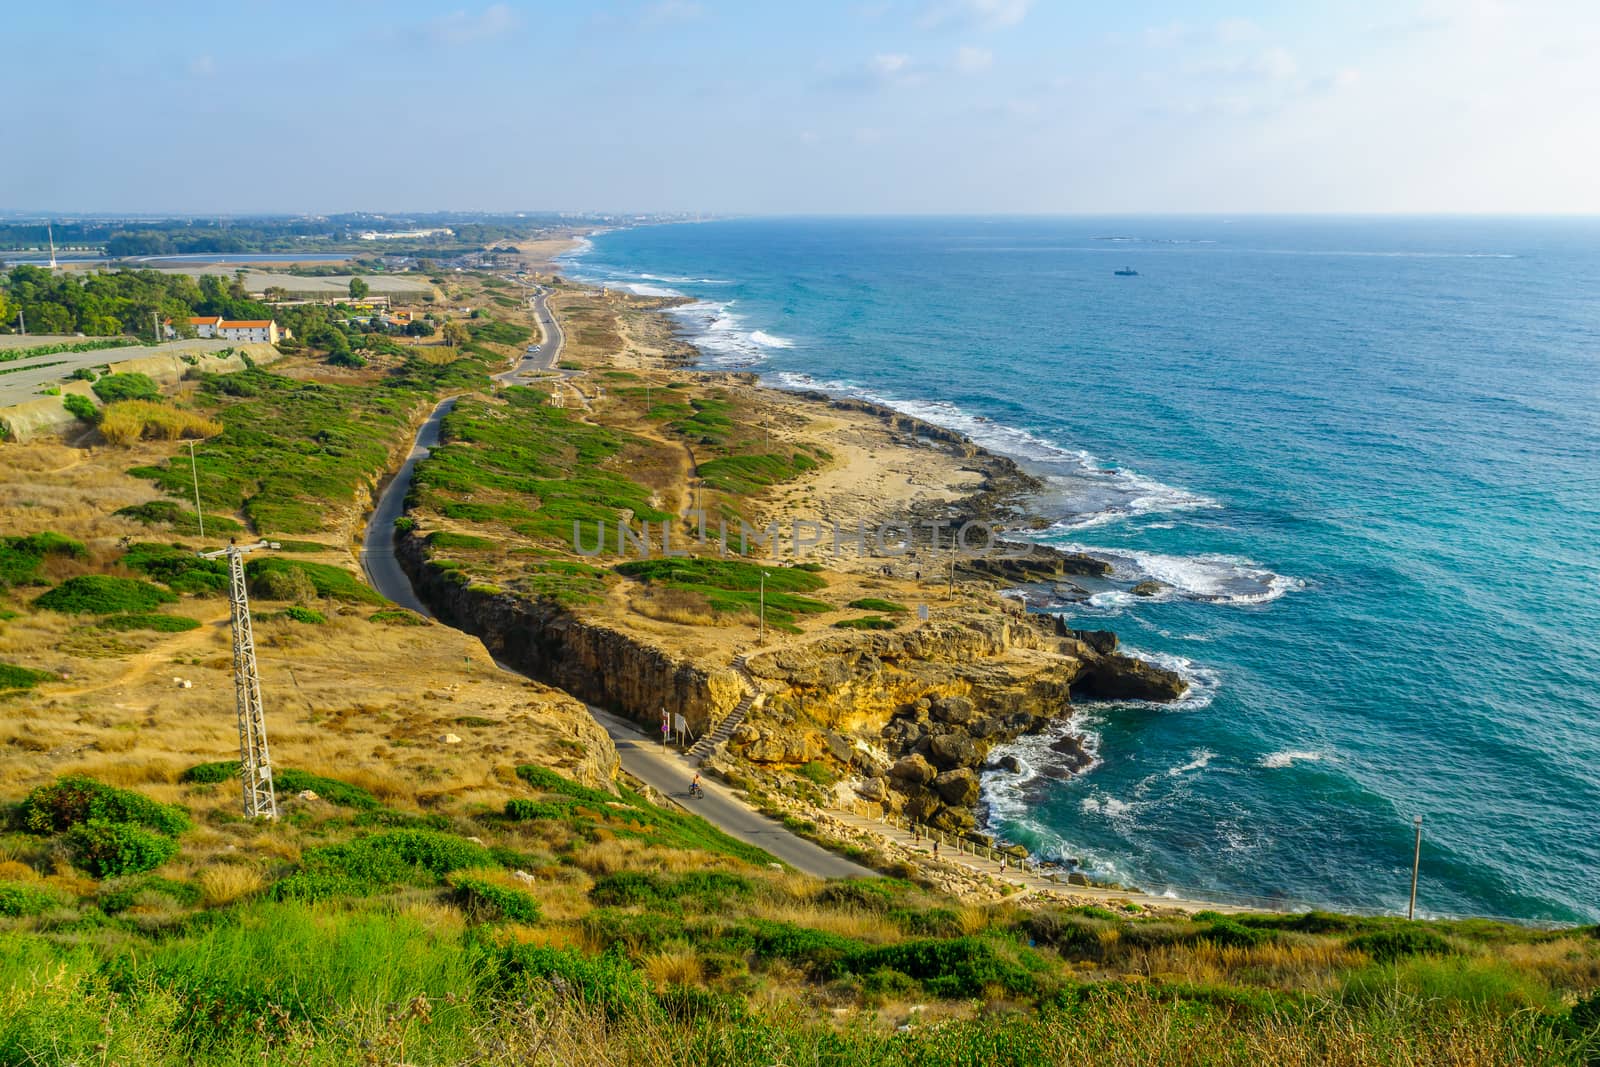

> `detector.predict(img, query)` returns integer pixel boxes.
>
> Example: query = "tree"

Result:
[441,320,469,347]
[349,277,370,301]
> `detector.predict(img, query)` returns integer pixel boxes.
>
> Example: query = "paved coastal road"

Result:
[358,288,874,880]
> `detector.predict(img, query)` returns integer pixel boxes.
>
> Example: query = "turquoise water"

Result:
[569,218,1600,923]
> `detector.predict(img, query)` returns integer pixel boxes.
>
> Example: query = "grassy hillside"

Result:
[1,769,1597,1065]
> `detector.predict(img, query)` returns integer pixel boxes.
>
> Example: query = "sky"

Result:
[6,0,1599,215]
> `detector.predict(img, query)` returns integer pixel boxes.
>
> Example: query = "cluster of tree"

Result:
[0,214,576,256]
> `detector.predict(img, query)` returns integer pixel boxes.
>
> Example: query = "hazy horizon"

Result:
[7,0,1599,216]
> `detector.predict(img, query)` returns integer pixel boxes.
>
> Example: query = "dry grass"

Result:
[642,946,705,988]
[748,901,902,943]
[196,864,264,907]
[97,400,222,446]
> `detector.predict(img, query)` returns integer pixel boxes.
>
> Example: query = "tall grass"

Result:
[98,400,222,446]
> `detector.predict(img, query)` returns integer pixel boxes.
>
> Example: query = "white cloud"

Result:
[430,3,519,45]
[640,1,705,25]
[872,52,912,76]
[919,0,1032,31]
[955,45,993,73]
[1253,46,1299,80]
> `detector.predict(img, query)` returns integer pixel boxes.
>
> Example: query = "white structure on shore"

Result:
[217,320,281,344]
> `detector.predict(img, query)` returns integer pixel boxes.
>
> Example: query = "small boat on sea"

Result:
[1114,266,1139,276]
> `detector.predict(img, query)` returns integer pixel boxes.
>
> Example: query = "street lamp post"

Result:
[759,573,766,640]
[187,440,205,540]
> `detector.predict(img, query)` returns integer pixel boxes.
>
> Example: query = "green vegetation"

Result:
[427,530,497,551]
[21,775,191,836]
[91,372,160,404]
[0,338,129,363]
[283,605,326,624]
[64,820,180,877]
[119,541,228,594]
[834,615,899,630]
[697,451,821,494]
[615,557,830,630]
[62,392,97,422]
[113,499,243,536]
[0,769,1594,1064]
[33,575,177,614]
[0,662,55,690]
[465,318,533,347]
[847,597,910,613]
[415,389,672,545]
[246,558,384,604]
[0,530,87,589]
[96,612,202,633]
[369,608,429,626]
[127,363,489,535]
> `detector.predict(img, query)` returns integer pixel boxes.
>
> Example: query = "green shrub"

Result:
[96,875,202,914]
[834,615,898,630]
[427,531,496,551]
[0,882,68,917]
[493,944,655,1018]
[96,613,201,633]
[580,910,682,955]
[62,393,97,422]
[1573,989,1600,1032]
[846,597,909,613]
[796,761,838,787]
[178,760,239,785]
[834,937,1039,999]
[65,820,179,878]
[369,609,428,625]
[283,605,325,624]
[113,500,242,536]
[515,765,617,806]
[1203,918,1269,949]
[0,662,55,690]
[504,799,574,822]
[118,542,228,595]
[1347,925,1455,963]
[273,769,378,810]
[32,575,176,615]
[91,373,159,404]
[248,563,317,602]
[0,531,88,589]
[21,776,191,837]
[452,877,541,923]
[247,557,383,604]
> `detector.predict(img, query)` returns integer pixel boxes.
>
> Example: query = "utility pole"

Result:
[759,572,766,640]
[947,549,956,600]
[187,440,205,539]
[198,539,282,818]
[16,309,23,337]
[153,311,162,344]
[1408,815,1423,920]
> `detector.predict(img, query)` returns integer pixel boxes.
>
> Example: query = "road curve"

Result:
[357,287,875,880]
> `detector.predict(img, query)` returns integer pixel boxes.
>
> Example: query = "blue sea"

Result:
[567,217,1600,923]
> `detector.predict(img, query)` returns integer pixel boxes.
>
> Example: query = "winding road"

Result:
[357,285,874,880]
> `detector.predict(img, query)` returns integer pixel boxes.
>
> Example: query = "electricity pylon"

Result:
[199,539,281,818]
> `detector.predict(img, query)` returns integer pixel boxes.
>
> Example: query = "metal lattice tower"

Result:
[199,539,280,818]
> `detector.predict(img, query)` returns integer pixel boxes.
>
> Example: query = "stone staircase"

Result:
[688,654,761,763]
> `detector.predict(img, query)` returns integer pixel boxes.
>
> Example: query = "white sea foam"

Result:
[770,373,1219,531]
[750,330,795,348]
[1168,749,1215,776]
[1259,749,1326,769]
[661,300,796,367]
[1065,545,1304,607]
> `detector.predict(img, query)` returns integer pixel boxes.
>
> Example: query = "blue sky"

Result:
[7,0,1597,214]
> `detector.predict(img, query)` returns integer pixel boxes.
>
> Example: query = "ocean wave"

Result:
[1258,749,1327,769]
[663,300,792,367]
[1065,545,1304,607]
[1168,749,1215,776]
[769,373,1218,531]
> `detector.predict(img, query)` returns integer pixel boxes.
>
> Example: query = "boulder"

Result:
[296,790,319,802]
[930,695,977,725]
[824,731,855,764]
[988,754,1023,774]
[1071,629,1118,655]
[890,753,936,785]
[438,733,463,744]
[933,768,981,807]
[1131,580,1169,598]
[1067,872,1091,886]
[855,776,888,802]
[927,732,982,770]
[1074,653,1188,702]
